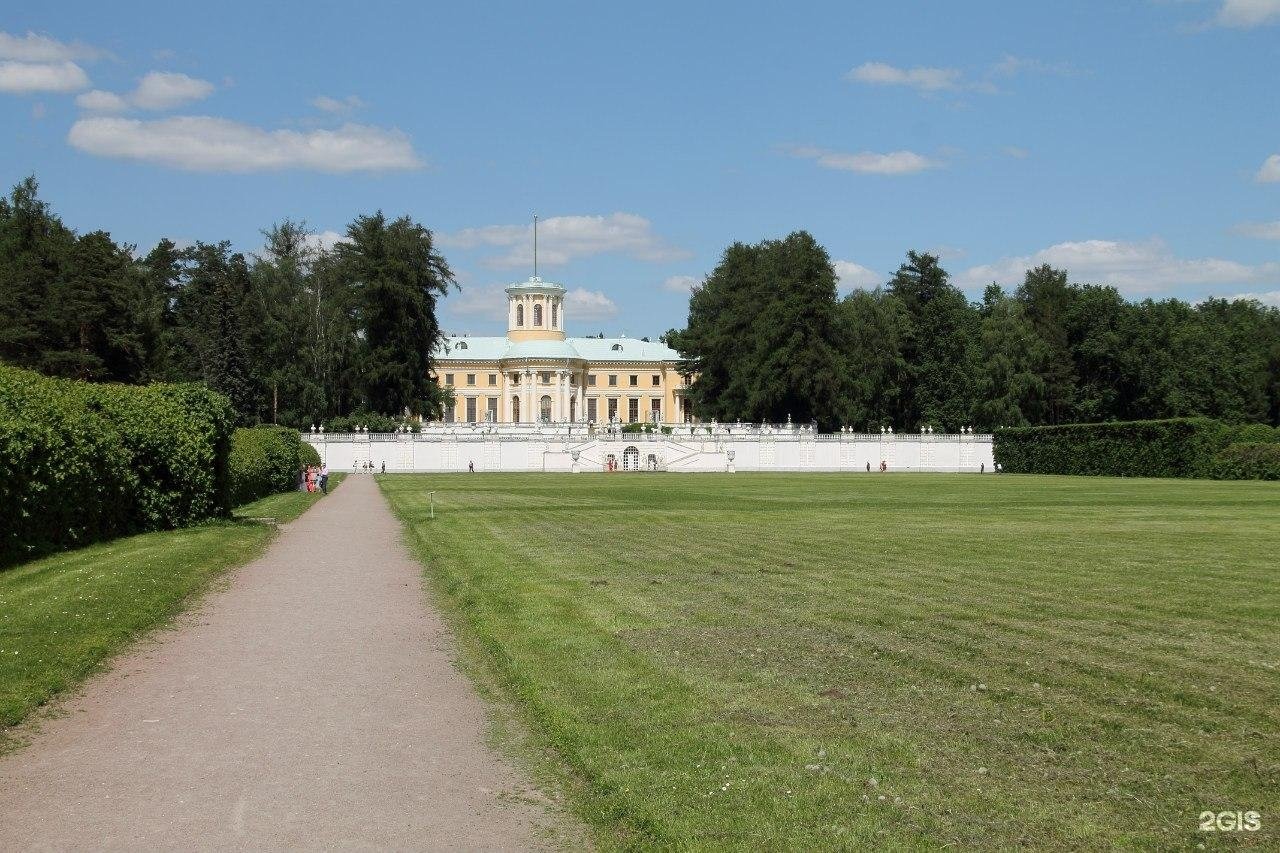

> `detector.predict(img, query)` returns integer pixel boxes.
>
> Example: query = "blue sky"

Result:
[2,1,1278,337]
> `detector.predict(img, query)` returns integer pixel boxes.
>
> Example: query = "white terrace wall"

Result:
[305,431,995,474]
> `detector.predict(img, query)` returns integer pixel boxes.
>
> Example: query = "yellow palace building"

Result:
[432,275,693,425]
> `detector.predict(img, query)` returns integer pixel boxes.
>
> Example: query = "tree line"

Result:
[5,178,1277,433]
[0,177,453,427]
[668,232,1280,431]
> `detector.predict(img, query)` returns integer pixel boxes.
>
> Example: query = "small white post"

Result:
[428,491,436,520]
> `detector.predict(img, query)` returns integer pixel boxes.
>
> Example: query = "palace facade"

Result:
[432,275,693,424]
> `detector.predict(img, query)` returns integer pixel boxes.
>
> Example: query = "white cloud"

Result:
[68,116,423,172]
[439,213,690,268]
[0,60,89,93]
[1224,289,1280,306]
[958,238,1280,296]
[784,145,940,175]
[1234,220,1280,239]
[312,94,364,113]
[448,284,508,319]
[565,287,618,321]
[1257,154,1280,183]
[833,260,881,290]
[845,62,961,92]
[305,230,349,251]
[662,275,701,293]
[991,55,1076,78]
[0,31,105,62]
[1210,0,1280,28]
[1003,145,1030,159]
[75,89,128,111]
[130,72,214,110]
[77,71,214,112]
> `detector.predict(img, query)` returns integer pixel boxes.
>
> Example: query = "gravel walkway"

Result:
[0,475,556,850]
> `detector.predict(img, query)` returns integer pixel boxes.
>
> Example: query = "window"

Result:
[551,303,558,328]
[629,375,638,387]
[486,397,498,422]
[587,398,597,422]
[516,304,524,326]
[628,398,639,423]
[611,343,623,351]
[511,372,521,385]
[466,397,477,422]
[466,374,476,386]
[540,394,552,422]
[588,375,597,387]
[456,341,468,350]
[444,374,454,386]
[488,374,497,386]
[608,374,617,387]
[540,371,552,384]
[511,395,520,422]
[534,303,543,326]
[607,398,618,421]
[651,375,661,387]
[651,398,662,422]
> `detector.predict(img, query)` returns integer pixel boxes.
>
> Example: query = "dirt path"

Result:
[0,475,559,850]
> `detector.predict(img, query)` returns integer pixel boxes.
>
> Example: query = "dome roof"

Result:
[505,339,580,360]
[504,275,565,295]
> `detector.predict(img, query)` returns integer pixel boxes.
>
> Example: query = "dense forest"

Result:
[3,178,1277,433]
[0,177,453,427]
[668,232,1280,431]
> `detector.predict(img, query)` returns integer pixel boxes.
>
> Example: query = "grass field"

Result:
[380,472,1279,850]
[0,475,344,744]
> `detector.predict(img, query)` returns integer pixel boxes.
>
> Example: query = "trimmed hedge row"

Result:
[228,425,316,506]
[993,418,1278,479]
[1213,442,1280,481]
[0,363,234,568]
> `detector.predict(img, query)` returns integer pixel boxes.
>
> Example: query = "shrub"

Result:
[228,425,312,506]
[1212,442,1280,480]
[299,439,321,467]
[993,418,1234,478]
[0,364,234,568]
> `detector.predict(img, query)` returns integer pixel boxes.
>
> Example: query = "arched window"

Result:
[611,343,623,351]
[540,395,552,422]
[516,303,524,326]
[456,341,468,350]
[534,303,543,326]
[551,302,558,328]
[511,395,520,422]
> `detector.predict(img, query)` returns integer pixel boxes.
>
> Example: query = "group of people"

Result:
[353,460,385,473]
[300,464,329,494]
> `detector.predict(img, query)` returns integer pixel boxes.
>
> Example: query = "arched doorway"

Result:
[540,395,552,423]
[511,395,520,423]
[622,446,640,471]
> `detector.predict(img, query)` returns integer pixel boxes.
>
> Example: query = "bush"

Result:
[228,425,313,506]
[1212,442,1280,480]
[299,440,321,467]
[0,364,234,568]
[993,418,1235,478]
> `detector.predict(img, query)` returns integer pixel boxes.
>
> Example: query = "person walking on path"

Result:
[319,463,329,494]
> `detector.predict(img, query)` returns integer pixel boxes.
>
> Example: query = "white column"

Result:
[524,369,533,423]
[557,370,566,422]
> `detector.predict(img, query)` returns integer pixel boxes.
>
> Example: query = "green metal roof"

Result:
[503,275,565,294]
[435,335,680,363]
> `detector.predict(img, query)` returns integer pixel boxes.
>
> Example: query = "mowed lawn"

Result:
[0,475,344,744]
[380,473,1279,850]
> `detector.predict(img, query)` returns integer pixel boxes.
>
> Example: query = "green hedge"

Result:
[1212,442,1280,481]
[229,425,315,506]
[0,364,234,568]
[993,418,1240,478]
